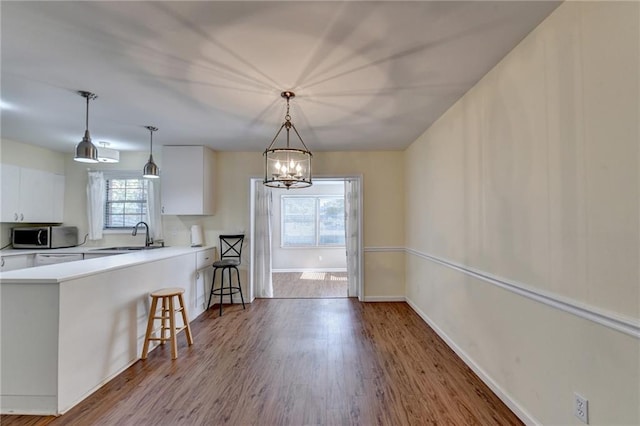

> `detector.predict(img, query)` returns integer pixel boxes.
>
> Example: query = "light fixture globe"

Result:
[263,91,312,189]
[264,148,312,189]
[143,126,160,179]
[97,142,119,163]
[74,91,99,163]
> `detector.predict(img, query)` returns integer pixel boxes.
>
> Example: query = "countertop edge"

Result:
[0,245,216,284]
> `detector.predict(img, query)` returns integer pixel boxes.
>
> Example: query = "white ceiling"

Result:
[1,1,560,155]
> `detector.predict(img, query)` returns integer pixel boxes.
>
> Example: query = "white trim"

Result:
[249,178,256,303]
[406,248,640,340]
[405,298,539,426]
[356,176,364,302]
[272,268,347,273]
[362,296,406,302]
[364,246,405,253]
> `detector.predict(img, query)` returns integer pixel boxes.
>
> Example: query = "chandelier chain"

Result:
[285,96,291,122]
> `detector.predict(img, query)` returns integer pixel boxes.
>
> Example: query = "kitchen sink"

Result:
[91,246,166,251]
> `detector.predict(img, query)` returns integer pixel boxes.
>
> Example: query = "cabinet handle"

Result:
[14,213,18,221]
[1,258,4,268]
[161,206,165,214]
[20,213,24,221]
[196,272,200,279]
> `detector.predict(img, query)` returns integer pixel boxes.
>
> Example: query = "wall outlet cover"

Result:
[574,393,588,424]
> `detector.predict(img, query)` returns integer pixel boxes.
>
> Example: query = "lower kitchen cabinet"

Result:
[0,254,34,272]
[195,248,215,310]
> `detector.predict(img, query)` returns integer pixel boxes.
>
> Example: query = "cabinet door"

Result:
[1,164,21,222]
[51,174,65,223]
[0,254,33,272]
[161,146,202,215]
[83,253,115,260]
[161,146,215,215]
[196,249,215,309]
[21,168,54,223]
[1,165,65,223]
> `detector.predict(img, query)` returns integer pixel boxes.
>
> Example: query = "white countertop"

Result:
[1,246,128,256]
[0,245,215,284]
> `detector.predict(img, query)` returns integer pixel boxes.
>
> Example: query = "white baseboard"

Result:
[405,297,539,426]
[272,268,348,273]
[362,296,406,302]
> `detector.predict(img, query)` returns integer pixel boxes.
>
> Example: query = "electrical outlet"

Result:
[574,393,589,424]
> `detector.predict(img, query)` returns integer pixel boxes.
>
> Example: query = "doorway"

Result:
[249,176,362,301]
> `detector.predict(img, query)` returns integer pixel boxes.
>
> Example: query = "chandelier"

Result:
[263,91,312,189]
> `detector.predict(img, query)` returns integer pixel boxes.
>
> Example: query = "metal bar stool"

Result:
[142,287,193,360]
[207,234,246,316]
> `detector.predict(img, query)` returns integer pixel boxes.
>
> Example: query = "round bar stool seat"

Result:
[141,287,194,360]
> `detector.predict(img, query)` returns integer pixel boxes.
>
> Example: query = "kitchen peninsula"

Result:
[0,246,215,415]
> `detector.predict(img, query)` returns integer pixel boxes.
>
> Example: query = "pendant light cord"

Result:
[144,126,158,156]
[85,95,90,131]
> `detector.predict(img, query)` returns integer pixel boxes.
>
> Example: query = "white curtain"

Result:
[254,182,273,298]
[145,179,163,241]
[86,171,105,241]
[345,179,360,297]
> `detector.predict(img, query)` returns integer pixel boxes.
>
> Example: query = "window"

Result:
[104,172,149,229]
[281,196,345,247]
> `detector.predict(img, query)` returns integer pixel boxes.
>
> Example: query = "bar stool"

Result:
[207,234,246,316]
[142,287,193,360]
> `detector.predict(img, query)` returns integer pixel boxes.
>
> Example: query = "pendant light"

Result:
[74,91,99,163]
[263,91,312,189]
[143,126,159,179]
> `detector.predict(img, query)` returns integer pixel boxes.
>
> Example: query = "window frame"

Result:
[102,170,150,232]
[280,195,345,248]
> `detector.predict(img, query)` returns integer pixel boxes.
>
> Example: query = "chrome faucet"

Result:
[132,221,153,247]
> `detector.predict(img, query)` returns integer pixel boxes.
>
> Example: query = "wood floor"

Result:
[2,299,521,426]
[272,272,348,298]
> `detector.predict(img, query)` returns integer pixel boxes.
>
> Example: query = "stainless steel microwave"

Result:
[11,226,78,249]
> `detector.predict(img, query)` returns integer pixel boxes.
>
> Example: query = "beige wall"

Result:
[0,139,66,173]
[405,2,639,424]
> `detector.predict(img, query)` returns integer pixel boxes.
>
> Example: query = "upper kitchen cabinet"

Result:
[161,146,216,215]
[1,164,65,223]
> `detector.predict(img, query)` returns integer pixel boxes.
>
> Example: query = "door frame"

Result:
[249,175,364,300]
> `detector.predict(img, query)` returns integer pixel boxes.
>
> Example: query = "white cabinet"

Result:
[0,254,34,272]
[161,146,215,215]
[1,164,21,222]
[51,173,65,223]
[83,253,115,260]
[195,248,215,310]
[1,164,65,223]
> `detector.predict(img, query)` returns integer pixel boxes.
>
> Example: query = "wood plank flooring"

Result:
[2,299,522,426]
[272,272,348,298]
